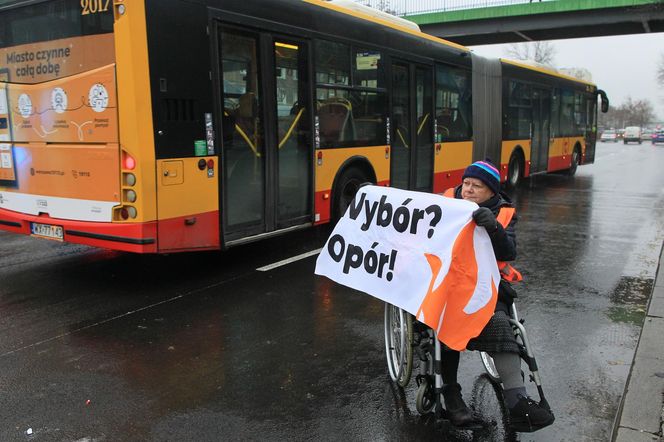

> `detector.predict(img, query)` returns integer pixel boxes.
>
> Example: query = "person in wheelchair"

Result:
[438,159,555,432]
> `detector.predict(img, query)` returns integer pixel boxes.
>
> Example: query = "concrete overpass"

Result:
[397,0,664,46]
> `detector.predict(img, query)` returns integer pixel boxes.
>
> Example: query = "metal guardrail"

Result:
[356,0,552,15]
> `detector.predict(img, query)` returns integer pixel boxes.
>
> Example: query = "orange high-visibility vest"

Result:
[443,187,523,282]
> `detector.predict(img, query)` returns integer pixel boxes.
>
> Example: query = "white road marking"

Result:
[257,248,322,272]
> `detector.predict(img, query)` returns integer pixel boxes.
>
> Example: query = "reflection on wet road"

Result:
[0,142,662,441]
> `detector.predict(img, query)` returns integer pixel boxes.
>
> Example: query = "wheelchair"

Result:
[383,300,551,425]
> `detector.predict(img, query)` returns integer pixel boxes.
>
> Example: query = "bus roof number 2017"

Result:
[81,0,110,15]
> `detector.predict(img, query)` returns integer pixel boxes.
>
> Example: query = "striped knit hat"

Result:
[462,159,501,195]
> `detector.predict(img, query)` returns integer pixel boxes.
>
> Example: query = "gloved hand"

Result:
[472,207,498,233]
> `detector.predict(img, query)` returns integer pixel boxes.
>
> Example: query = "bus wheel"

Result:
[332,167,369,222]
[506,153,523,188]
[567,147,580,176]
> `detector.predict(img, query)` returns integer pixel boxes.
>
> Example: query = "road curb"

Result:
[611,242,664,442]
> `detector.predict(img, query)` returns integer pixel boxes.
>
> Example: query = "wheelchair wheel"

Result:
[480,351,501,383]
[384,303,413,387]
[415,377,435,415]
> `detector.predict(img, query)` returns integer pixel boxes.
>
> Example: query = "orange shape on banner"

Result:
[417,222,498,351]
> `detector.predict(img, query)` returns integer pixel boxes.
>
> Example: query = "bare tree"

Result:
[360,0,398,15]
[599,97,655,129]
[598,104,621,129]
[504,41,557,67]
[628,98,656,128]
[559,67,593,82]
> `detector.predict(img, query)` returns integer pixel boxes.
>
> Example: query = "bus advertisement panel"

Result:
[0,0,160,251]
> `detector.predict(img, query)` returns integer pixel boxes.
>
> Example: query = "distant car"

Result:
[600,129,618,142]
[641,129,653,141]
[652,130,664,145]
[623,126,642,144]
[617,128,625,140]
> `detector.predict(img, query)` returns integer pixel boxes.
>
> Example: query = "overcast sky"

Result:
[469,33,664,122]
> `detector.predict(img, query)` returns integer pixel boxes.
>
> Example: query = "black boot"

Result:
[508,395,555,432]
[442,383,479,427]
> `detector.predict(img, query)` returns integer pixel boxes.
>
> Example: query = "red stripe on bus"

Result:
[433,168,464,194]
[0,207,158,253]
[157,210,220,252]
[314,190,331,225]
[548,155,572,172]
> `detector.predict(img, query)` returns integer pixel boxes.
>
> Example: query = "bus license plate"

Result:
[30,222,64,241]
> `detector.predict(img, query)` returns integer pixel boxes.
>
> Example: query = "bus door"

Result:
[390,62,434,191]
[530,88,551,174]
[271,38,312,229]
[584,95,597,163]
[217,27,312,243]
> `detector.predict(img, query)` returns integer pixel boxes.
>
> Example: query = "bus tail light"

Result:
[125,190,137,203]
[123,151,136,170]
[118,206,137,220]
[317,151,323,166]
[124,173,136,186]
[118,150,138,222]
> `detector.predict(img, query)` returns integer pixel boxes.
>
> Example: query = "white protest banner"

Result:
[315,185,500,351]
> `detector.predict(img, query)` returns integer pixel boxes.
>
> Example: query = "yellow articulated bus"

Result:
[495,59,609,187]
[0,0,607,253]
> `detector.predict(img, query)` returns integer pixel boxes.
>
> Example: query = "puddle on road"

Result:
[606,276,653,326]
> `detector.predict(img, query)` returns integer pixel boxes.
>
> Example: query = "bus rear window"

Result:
[0,0,113,49]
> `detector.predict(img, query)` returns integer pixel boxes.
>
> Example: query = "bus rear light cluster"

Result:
[119,150,138,220]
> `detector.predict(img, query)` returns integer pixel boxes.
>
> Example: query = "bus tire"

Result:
[506,151,523,188]
[567,146,580,176]
[332,167,369,222]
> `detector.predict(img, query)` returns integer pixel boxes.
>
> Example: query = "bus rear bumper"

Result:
[0,207,158,253]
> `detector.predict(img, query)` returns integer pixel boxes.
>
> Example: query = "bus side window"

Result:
[318,98,352,146]
[436,110,451,140]
[435,63,472,142]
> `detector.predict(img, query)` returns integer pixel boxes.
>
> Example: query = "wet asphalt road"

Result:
[1,141,663,442]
